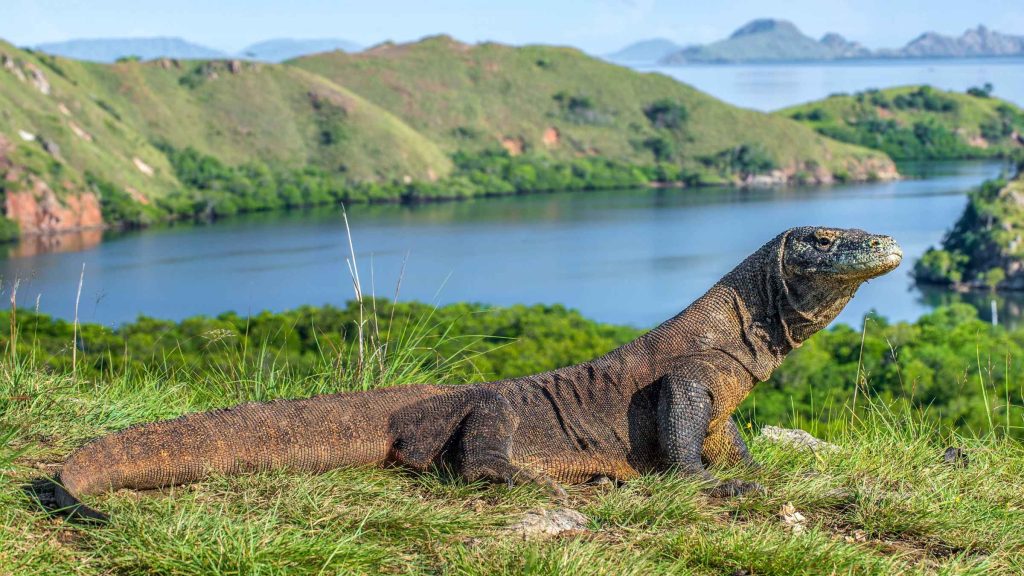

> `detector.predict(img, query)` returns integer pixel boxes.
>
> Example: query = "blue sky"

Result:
[4,0,1024,54]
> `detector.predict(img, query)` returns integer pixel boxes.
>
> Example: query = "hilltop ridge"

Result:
[0,35,894,239]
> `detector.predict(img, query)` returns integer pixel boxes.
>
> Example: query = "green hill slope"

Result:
[0,40,181,237]
[915,168,1024,290]
[780,86,1024,160]
[1,36,896,240]
[293,36,894,184]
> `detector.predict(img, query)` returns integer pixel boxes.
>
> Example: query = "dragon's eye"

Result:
[813,232,834,250]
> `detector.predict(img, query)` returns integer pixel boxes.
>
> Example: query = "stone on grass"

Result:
[505,508,588,539]
[760,425,839,453]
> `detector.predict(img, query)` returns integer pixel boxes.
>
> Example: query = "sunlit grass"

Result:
[2,328,1023,575]
[2,257,1023,575]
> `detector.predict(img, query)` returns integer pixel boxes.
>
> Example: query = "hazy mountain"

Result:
[660,19,838,63]
[819,33,871,58]
[239,38,362,62]
[605,38,683,63]
[898,25,1024,57]
[36,37,226,63]
[35,37,363,64]
[655,20,1024,65]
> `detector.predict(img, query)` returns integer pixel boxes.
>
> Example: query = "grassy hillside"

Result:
[781,86,1024,160]
[915,169,1024,290]
[1,36,895,239]
[0,41,180,199]
[2,44,451,184]
[293,36,894,182]
[2,300,1023,574]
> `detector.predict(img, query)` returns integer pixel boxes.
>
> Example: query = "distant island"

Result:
[609,19,1024,64]
[34,36,362,63]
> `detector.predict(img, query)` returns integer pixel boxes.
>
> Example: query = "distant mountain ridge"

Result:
[239,38,363,62]
[605,38,684,63]
[34,36,361,63]
[610,20,1024,64]
[36,37,227,63]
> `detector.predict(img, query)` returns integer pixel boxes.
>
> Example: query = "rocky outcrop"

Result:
[2,134,102,237]
[843,156,901,182]
[740,156,898,188]
[3,176,103,236]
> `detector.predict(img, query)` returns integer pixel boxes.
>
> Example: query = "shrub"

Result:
[643,99,688,130]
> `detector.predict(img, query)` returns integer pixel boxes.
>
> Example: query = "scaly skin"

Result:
[45,226,902,521]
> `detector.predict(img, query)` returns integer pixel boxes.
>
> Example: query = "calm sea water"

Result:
[635,58,1024,111]
[0,161,1012,329]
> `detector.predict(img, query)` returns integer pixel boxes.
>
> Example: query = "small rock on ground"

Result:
[943,446,969,469]
[505,508,589,539]
[760,425,840,453]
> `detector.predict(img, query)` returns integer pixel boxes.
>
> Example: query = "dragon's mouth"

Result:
[836,240,903,279]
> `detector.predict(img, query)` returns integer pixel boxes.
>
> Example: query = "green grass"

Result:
[2,304,1023,575]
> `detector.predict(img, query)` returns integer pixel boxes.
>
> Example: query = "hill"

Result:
[0,36,894,240]
[660,19,856,64]
[292,36,892,178]
[605,38,683,63]
[915,169,1024,291]
[0,39,451,237]
[35,37,227,63]
[239,38,362,62]
[779,85,1024,160]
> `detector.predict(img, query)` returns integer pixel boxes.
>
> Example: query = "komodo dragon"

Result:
[42,226,902,521]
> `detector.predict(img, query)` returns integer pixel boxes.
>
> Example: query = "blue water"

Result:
[0,161,1009,329]
[635,57,1024,111]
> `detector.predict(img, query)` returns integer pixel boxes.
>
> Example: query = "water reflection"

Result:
[2,229,103,259]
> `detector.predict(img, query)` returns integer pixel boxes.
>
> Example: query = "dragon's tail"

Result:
[51,478,110,523]
[52,387,435,520]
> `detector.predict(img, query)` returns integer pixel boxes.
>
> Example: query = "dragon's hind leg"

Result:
[457,389,568,498]
[388,387,566,497]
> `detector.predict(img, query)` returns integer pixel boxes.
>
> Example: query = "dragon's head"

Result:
[782,227,902,284]
[771,226,902,343]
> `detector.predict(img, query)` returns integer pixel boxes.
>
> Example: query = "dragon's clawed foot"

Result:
[707,478,765,498]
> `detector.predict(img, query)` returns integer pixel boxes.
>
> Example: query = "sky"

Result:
[3,0,1024,54]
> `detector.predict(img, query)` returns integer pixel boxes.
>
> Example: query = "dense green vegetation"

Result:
[2,299,1023,574]
[915,170,1024,290]
[98,144,676,224]
[3,299,1021,439]
[782,86,1024,160]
